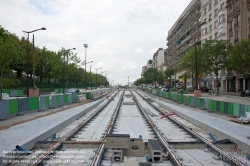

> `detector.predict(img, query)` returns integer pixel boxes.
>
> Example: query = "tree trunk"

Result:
[216,74,219,95]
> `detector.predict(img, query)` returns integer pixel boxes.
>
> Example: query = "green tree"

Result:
[0,28,23,99]
[178,46,204,88]
[164,68,174,87]
[157,72,164,85]
[202,40,228,95]
[143,68,158,84]
[227,39,250,78]
[134,77,145,86]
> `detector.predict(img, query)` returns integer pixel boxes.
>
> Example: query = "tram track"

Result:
[135,90,246,166]
[6,89,247,166]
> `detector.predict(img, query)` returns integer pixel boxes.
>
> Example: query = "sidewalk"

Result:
[184,91,250,105]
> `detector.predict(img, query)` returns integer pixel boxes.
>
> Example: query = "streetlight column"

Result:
[128,76,129,89]
[95,67,102,89]
[23,27,46,97]
[83,44,88,89]
[62,48,76,94]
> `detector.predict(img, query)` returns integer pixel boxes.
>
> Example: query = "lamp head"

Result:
[72,48,76,50]
[41,27,46,30]
[83,44,88,48]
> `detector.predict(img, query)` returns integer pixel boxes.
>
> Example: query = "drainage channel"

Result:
[135,90,246,166]
[7,90,119,166]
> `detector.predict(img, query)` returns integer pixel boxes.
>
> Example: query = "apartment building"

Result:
[226,0,250,92]
[152,48,167,73]
[166,0,201,87]
[201,0,228,92]
[141,60,153,78]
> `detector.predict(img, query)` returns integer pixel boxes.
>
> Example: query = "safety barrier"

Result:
[142,88,250,118]
[0,88,112,120]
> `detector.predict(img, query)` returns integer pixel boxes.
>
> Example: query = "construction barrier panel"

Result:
[200,98,206,109]
[39,96,50,111]
[0,100,9,119]
[68,94,73,104]
[180,95,184,104]
[188,96,192,106]
[64,94,68,104]
[244,105,250,117]
[18,98,29,114]
[233,103,240,117]
[50,95,58,108]
[10,90,17,97]
[2,89,11,95]
[29,97,39,111]
[167,92,170,99]
[59,95,64,106]
[239,104,244,118]
[207,99,213,111]
[219,101,225,114]
[55,89,59,94]
[9,99,18,115]
[195,98,201,108]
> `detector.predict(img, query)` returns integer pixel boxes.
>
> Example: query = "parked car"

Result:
[66,88,79,93]
[161,88,169,92]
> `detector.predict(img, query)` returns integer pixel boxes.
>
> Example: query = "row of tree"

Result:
[0,26,108,99]
[134,39,250,92]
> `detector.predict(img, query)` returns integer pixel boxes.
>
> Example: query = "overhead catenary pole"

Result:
[23,27,46,97]
[84,44,88,89]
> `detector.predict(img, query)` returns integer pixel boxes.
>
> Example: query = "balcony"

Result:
[208,7,212,11]
[214,13,218,18]
[234,37,239,44]
[227,11,233,19]
[233,4,240,14]
[214,1,218,6]
[226,0,232,7]
[234,22,239,29]
[218,32,226,38]
[219,19,226,25]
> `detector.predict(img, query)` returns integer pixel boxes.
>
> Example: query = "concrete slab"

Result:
[142,92,250,153]
[0,98,106,159]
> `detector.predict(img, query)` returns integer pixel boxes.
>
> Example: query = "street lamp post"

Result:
[23,27,46,97]
[90,65,92,88]
[105,73,110,87]
[83,44,88,88]
[62,48,76,94]
[95,67,102,89]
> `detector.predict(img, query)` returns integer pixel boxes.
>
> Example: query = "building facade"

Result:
[201,0,228,92]
[166,0,201,87]
[226,0,250,92]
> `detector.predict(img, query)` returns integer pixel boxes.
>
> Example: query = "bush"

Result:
[188,87,194,92]
[170,88,177,91]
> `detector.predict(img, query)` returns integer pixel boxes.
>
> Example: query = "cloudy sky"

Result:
[0,0,191,85]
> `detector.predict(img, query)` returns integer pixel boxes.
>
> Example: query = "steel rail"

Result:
[30,91,119,166]
[130,90,185,166]
[91,90,125,166]
[135,90,246,166]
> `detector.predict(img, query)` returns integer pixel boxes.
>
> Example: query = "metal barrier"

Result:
[39,96,50,111]
[18,98,29,115]
[0,100,9,120]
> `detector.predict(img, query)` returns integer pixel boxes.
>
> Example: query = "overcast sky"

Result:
[0,0,191,85]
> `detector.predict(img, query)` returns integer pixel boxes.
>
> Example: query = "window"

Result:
[209,14,212,21]
[203,28,207,35]
[204,18,207,23]
[209,36,212,40]
[214,0,218,6]
[235,31,238,38]
[221,3,225,10]
[229,6,233,14]
[214,9,218,17]
[218,27,226,37]
[229,22,233,32]
[215,32,218,39]
[219,14,225,23]
[209,25,212,32]
[209,3,212,10]
[214,20,218,29]
[204,8,207,15]
[234,15,239,27]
